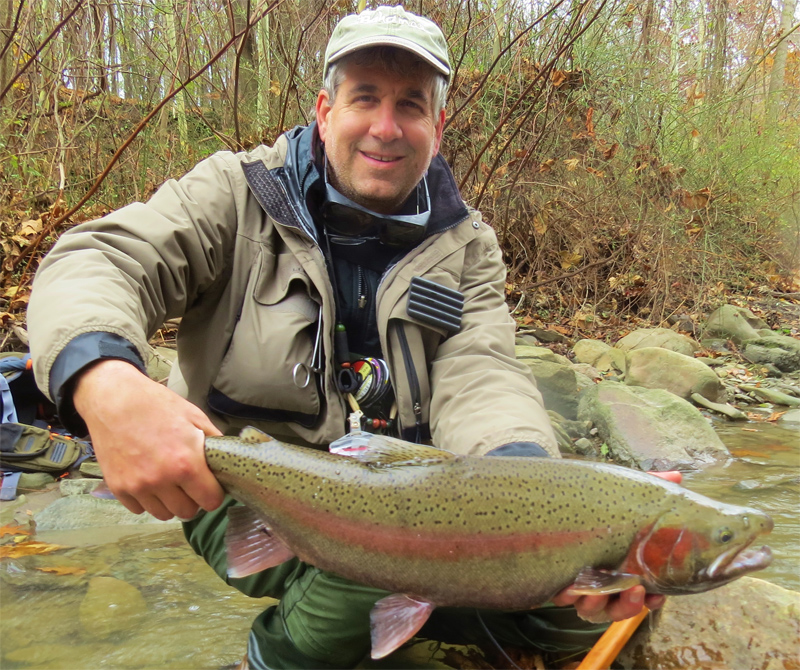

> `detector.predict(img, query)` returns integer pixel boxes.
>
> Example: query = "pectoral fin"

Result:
[370,594,435,659]
[225,505,295,578]
[567,568,643,596]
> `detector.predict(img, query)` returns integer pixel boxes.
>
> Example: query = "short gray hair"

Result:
[323,46,448,118]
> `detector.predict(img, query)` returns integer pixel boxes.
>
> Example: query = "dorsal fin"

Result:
[239,426,274,444]
[330,432,455,466]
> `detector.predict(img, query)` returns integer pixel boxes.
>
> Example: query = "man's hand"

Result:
[74,359,226,520]
[552,585,665,623]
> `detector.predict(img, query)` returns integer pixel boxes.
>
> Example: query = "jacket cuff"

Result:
[50,332,145,436]
[486,442,549,458]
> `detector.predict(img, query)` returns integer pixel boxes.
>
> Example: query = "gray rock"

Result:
[79,576,147,639]
[516,345,581,419]
[515,333,540,346]
[742,334,800,372]
[571,438,596,456]
[617,577,800,670]
[577,382,729,470]
[615,328,700,357]
[572,339,611,366]
[595,348,627,375]
[18,473,56,490]
[515,344,571,366]
[34,495,180,531]
[778,408,800,425]
[703,305,767,344]
[527,328,569,344]
[59,478,103,496]
[572,362,602,381]
[79,461,103,478]
[624,347,726,402]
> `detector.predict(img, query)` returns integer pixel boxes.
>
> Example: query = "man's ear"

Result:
[316,90,332,142]
[433,108,446,155]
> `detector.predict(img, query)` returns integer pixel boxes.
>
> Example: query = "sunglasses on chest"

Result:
[320,154,431,248]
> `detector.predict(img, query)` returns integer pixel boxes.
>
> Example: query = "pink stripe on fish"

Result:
[270,492,614,561]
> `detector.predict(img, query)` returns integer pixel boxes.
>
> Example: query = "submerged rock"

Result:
[617,577,800,670]
[79,576,147,639]
[577,382,729,470]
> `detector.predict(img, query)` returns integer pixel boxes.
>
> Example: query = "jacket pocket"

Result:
[209,250,321,427]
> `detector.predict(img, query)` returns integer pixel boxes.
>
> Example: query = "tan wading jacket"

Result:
[28,125,558,456]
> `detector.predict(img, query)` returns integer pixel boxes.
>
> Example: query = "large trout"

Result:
[205,428,773,659]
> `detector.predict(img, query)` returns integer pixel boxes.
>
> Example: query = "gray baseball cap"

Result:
[324,6,450,82]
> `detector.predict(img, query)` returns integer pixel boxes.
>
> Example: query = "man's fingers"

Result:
[604,586,646,622]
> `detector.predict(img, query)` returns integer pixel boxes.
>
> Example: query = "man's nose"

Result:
[369,102,403,142]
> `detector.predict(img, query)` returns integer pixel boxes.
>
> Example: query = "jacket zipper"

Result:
[394,321,423,442]
[357,266,366,309]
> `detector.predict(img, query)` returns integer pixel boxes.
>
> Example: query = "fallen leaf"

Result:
[551,69,567,88]
[585,107,595,136]
[269,80,281,96]
[767,411,786,422]
[602,142,619,160]
[533,212,547,235]
[538,158,555,172]
[741,428,760,433]
[559,250,583,269]
[585,166,605,178]
[35,566,86,576]
[0,524,30,538]
[0,541,68,559]
[564,158,580,171]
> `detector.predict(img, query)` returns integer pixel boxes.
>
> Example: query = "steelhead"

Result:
[205,428,773,659]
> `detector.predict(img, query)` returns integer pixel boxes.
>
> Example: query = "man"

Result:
[29,6,663,668]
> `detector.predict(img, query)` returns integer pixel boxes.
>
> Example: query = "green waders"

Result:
[183,497,609,669]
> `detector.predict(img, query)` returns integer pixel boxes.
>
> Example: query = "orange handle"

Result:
[575,606,650,670]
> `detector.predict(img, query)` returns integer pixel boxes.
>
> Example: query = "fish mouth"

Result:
[706,543,773,580]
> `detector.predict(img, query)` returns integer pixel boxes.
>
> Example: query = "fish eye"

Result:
[717,528,734,543]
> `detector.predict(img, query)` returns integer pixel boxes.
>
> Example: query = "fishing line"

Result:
[475,609,522,670]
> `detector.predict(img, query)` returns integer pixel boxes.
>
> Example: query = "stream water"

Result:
[0,420,797,669]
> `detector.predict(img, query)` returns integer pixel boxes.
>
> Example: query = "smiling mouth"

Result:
[361,151,401,163]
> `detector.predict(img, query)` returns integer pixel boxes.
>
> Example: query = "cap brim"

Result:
[327,36,450,78]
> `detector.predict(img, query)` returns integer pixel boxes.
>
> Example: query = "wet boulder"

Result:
[702,305,768,344]
[615,327,700,357]
[742,334,800,372]
[577,381,729,470]
[624,347,726,402]
[618,577,800,670]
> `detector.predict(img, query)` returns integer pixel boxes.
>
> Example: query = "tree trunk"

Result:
[227,0,257,119]
[767,0,799,124]
[90,0,107,93]
[0,0,13,97]
[706,0,728,103]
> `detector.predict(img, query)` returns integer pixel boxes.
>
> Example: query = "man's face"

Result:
[316,61,445,215]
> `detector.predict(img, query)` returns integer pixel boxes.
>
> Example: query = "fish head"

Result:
[624,498,773,595]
